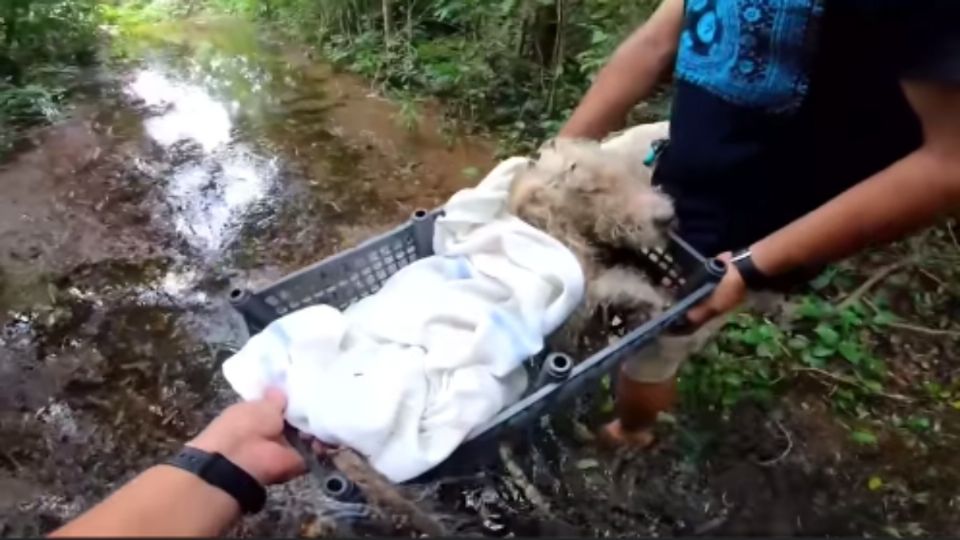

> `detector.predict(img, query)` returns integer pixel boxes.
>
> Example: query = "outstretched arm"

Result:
[559,0,684,140]
[50,390,305,538]
[752,82,960,275]
[688,80,960,324]
[50,466,243,538]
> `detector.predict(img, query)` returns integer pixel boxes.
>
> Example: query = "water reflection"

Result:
[117,18,493,265]
[129,69,232,151]
[126,65,278,253]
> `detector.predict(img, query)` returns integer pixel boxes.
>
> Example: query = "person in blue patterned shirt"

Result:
[560,0,960,447]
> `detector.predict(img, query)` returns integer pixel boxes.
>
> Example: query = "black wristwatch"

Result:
[165,446,266,514]
[729,248,774,291]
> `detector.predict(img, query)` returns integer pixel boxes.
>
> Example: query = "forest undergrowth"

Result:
[3,2,959,534]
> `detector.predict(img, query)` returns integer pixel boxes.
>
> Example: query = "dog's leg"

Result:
[588,266,666,313]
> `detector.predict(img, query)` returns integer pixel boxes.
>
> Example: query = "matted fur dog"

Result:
[507,137,677,349]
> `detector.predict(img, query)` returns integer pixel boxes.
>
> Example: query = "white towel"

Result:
[222,157,585,482]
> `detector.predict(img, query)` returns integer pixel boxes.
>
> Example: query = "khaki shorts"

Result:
[622,292,785,383]
[622,317,725,383]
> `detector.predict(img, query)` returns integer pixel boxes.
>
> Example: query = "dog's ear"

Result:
[563,161,604,194]
[510,185,553,232]
[531,138,556,162]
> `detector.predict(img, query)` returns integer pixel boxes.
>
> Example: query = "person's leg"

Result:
[600,318,726,447]
[600,373,676,448]
[597,121,726,446]
[600,273,814,447]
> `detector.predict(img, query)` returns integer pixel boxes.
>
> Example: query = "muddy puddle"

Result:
[0,16,495,536]
[2,15,957,539]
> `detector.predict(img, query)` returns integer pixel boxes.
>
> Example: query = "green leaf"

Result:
[787,335,810,351]
[809,268,837,290]
[720,331,742,348]
[732,313,757,328]
[758,323,780,341]
[796,295,837,321]
[796,296,826,319]
[923,381,942,396]
[801,349,827,368]
[860,356,888,379]
[838,340,863,364]
[906,416,931,433]
[600,396,614,414]
[862,379,884,394]
[756,342,776,359]
[871,311,896,326]
[590,29,610,45]
[839,308,863,329]
[461,166,480,179]
[833,388,857,413]
[848,300,869,316]
[723,373,743,387]
[742,327,764,346]
[812,344,835,358]
[851,430,878,445]
[814,323,841,346]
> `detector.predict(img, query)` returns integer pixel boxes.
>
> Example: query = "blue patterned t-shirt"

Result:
[655,0,959,255]
[676,0,823,112]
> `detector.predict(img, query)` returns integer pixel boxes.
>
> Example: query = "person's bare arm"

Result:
[751,81,960,275]
[559,0,684,140]
[50,465,242,538]
[50,390,305,538]
[688,81,960,323]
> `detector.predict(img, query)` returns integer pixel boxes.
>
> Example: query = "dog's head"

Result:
[509,138,676,248]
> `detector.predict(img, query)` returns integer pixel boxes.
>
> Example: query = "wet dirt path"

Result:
[0,16,493,536]
[2,15,958,539]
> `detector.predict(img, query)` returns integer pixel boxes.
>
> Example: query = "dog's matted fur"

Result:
[507,137,678,350]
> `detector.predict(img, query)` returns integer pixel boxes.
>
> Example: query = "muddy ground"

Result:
[1,16,958,538]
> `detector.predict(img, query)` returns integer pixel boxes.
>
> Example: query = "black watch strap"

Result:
[165,446,266,514]
[730,248,772,291]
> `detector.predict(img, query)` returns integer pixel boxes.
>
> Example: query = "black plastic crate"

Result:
[229,208,724,487]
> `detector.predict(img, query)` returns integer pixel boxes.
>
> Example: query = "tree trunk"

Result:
[382,0,393,46]
[404,0,413,39]
[546,0,566,114]
[525,0,559,68]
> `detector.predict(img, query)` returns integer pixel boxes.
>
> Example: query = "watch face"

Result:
[731,250,752,263]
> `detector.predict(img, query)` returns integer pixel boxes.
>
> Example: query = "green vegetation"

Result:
[0,0,101,156]
[680,295,895,414]
[200,0,669,152]
[679,225,960,444]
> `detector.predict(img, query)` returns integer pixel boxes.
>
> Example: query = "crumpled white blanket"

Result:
[222,157,586,482]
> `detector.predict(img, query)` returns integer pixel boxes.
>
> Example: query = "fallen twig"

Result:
[791,367,913,403]
[947,220,960,251]
[754,420,793,467]
[330,448,447,536]
[886,321,960,339]
[837,258,915,310]
[916,267,947,289]
[498,443,554,517]
[861,297,960,339]
[1,449,22,471]
[692,514,729,536]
